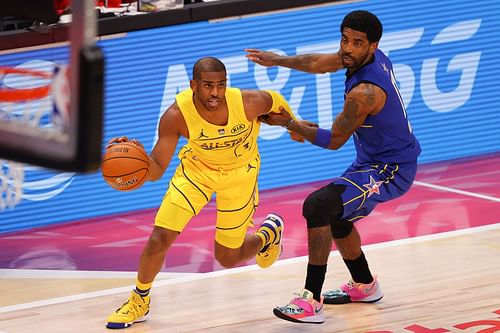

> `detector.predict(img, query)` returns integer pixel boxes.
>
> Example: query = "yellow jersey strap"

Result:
[175,87,260,170]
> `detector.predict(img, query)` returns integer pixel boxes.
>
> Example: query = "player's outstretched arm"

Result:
[245,49,344,74]
[148,104,184,181]
[259,83,384,150]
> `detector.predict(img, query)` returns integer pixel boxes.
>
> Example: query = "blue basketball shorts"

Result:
[332,161,418,222]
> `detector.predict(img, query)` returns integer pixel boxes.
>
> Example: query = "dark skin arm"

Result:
[245,49,344,74]
[241,90,274,120]
[261,83,386,149]
[107,103,187,181]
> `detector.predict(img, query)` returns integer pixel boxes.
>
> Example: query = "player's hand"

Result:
[299,119,319,129]
[107,136,144,150]
[289,131,305,143]
[257,114,271,124]
[289,120,318,143]
[259,110,291,127]
[245,49,281,67]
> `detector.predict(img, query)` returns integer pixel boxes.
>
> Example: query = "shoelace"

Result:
[283,294,305,311]
[346,280,373,292]
[346,280,356,289]
[117,299,146,317]
[287,292,320,312]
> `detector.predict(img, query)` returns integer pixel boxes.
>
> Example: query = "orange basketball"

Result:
[102,142,150,191]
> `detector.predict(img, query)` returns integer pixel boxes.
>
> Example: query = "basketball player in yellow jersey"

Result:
[105,57,296,329]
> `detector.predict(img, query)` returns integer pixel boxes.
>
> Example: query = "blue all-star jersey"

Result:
[345,49,421,164]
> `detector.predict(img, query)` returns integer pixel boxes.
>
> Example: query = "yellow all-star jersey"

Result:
[175,87,261,170]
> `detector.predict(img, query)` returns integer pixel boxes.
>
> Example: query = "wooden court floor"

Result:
[1,224,499,333]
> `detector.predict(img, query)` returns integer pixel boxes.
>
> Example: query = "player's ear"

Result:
[369,41,378,54]
[189,79,196,91]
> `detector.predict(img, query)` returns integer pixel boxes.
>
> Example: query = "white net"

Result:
[0,160,24,210]
[0,62,70,139]
[0,63,70,210]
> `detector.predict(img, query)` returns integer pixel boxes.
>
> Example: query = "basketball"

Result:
[102,142,150,191]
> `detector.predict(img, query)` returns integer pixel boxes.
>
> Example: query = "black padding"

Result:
[330,216,353,239]
[302,183,346,228]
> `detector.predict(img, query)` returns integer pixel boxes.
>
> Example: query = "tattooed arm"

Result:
[281,83,386,149]
[245,49,344,74]
[329,83,386,149]
[257,83,386,149]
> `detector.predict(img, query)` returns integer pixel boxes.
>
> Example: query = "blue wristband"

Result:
[313,128,331,148]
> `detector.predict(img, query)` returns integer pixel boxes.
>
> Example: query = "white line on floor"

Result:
[0,222,498,314]
[0,269,197,279]
[414,180,500,202]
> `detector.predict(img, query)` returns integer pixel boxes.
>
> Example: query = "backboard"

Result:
[0,0,103,172]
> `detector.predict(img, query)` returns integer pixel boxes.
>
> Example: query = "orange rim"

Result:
[0,67,52,102]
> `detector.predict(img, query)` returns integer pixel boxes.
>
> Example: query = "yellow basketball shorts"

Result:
[155,153,261,249]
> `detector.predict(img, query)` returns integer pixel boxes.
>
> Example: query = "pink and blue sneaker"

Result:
[273,289,324,324]
[323,276,384,304]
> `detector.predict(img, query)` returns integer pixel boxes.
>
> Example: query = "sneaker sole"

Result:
[272,308,324,324]
[357,294,384,303]
[106,312,149,329]
[323,294,384,305]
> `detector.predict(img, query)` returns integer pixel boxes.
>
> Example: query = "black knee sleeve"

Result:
[330,216,353,239]
[302,183,347,230]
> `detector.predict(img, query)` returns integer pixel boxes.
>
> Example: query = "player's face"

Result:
[191,71,227,111]
[340,28,378,70]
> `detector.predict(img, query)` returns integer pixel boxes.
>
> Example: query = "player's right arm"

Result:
[245,49,344,74]
[259,82,385,149]
[148,103,187,181]
[107,104,186,182]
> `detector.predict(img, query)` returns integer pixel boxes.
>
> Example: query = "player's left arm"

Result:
[283,82,386,149]
[327,83,386,149]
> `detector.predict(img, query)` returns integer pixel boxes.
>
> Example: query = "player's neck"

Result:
[192,96,228,126]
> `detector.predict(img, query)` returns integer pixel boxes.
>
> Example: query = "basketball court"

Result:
[0,154,499,332]
[0,1,499,332]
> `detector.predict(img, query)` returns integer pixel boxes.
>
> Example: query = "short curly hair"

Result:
[340,10,383,43]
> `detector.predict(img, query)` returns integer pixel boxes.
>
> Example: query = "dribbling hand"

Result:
[107,136,144,150]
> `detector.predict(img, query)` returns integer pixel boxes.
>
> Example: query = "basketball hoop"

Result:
[0,64,70,210]
[0,67,52,102]
[0,64,70,135]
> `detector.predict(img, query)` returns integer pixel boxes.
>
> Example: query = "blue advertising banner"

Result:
[1,0,499,232]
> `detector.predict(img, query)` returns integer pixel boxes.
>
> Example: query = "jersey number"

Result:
[390,69,413,133]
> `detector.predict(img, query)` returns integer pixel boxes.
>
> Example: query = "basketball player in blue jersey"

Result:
[246,10,421,324]
[105,57,297,329]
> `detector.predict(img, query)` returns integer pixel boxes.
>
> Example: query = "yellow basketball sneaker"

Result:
[106,290,150,329]
[256,213,284,268]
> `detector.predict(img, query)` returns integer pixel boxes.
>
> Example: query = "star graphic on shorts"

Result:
[363,175,383,197]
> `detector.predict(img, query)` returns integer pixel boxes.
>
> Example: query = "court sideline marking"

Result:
[1,223,499,314]
[414,180,500,202]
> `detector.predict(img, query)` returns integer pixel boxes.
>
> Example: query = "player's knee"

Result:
[215,257,238,268]
[330,217,353,239]
[144,227,176,255]
[303,192,330,228]
[302,184,346,229]
[214,245,240,268]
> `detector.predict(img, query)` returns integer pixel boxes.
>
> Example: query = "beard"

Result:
[341,50,371,69]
